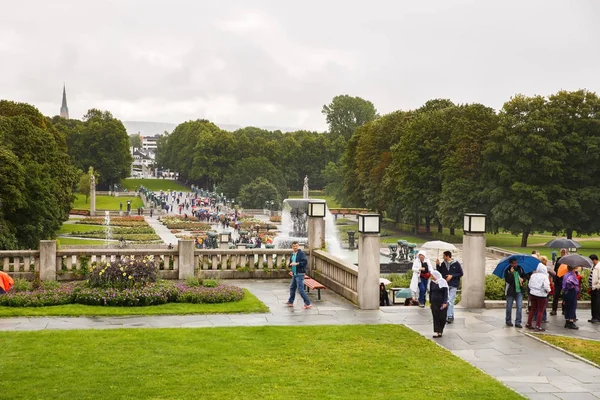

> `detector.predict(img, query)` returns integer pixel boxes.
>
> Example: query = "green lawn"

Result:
[0,325,522,400]
[56,238,109,246]
[122,178,188,192]
[72,194,144,210]
[537,334,600,365]
[0,290,267,317]
[287,194,341,209]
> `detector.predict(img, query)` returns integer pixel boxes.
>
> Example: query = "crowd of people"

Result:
[377,247,600,338]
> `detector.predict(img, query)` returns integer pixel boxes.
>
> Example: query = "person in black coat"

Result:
[430,270,449,338]
[380,283,390,306]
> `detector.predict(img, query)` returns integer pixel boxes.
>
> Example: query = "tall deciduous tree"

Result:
[238,177,281,209]
[129,133,142,148]
[483,95,562,246]
[0,100,78,249]
[322,95,378,141]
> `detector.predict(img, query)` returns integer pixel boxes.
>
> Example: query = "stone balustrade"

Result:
[195,248,293,279]
[311,250,358,304]
[0,250,40,280]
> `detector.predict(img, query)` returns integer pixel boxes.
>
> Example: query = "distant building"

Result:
[60,85,69,119]
[141,134,160,151]
[130,147,156,178]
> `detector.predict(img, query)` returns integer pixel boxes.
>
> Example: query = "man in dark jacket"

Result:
[551,248,567,315]
[504,257,527,328]
[436,251,463,324]
[285,241,312,309]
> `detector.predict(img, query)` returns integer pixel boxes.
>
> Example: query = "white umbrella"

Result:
[380,278,391,285]
[420,240,457,259]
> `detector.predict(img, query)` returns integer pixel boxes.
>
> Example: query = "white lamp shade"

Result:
[463,213,486,233]
[358,214,380,234]
[220,233,230,243]
[308,200,326,217]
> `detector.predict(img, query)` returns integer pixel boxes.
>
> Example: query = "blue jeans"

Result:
[448,287,458,319]
[418,279,428,305]
[506,293,523,325]
[288,274,311,306]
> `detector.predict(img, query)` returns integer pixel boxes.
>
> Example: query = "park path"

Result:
[1,279,599,399]
[144,215,178,245]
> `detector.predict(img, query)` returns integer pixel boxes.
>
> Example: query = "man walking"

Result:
[285,241,312,309]
[589,254,600,323]
[505,257,527,328]
[436,251,463,324]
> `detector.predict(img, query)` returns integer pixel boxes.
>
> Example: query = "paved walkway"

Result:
[1,280,599,399]
[145,216,178,245]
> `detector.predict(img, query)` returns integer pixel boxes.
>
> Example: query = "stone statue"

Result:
[303,175,309,199]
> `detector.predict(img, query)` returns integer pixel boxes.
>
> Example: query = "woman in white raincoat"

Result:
[410,250,434,308]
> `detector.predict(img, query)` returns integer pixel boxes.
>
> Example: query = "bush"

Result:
[202,279,219,288]
[0,282,80,307]
[176,284,245,304]
[11,278,32,292]
[186,276,203,287]
[88,257,157,289]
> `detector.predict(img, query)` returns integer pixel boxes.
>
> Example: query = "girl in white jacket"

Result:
[526,260,551,331]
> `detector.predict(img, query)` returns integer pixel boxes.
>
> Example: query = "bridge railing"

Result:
[311,250,358,305]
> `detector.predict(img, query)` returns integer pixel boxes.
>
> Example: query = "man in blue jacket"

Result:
[436,251,463,324]
[286,241,312,309]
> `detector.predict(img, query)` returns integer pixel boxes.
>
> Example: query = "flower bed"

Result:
[160,217,211,230]
[1,281,245,307]
[269,216,281,223]
[73,233,160,241]
[76,216,149,227]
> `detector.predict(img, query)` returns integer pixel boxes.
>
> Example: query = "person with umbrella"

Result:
[504,257,527,328]
[410,250,433,308]
[551,248,568,316]
[435,251,463,324]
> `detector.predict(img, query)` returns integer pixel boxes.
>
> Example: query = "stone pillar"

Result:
[460,233,486,308]
[178,240,195,280]
[39,240,57,281]
[357,233,380,310]
[307,216,325,274]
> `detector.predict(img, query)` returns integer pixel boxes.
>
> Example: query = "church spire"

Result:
[60,84,69,119]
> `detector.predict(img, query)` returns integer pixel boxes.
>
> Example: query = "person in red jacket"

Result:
[0,271,14,294]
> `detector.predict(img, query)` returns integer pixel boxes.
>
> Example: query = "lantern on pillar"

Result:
[308,200,326,217]
[357,214,380,234]
[463,213,486,234]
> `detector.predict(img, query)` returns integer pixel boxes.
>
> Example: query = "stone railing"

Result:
[56,248,179,280]
[195,249,293,279]
[0,250,40,280]
[311,250,358,305]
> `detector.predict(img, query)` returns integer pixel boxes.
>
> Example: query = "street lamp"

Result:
[308,200,326,218]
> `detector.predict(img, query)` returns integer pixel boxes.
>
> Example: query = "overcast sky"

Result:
[2,0,599,131]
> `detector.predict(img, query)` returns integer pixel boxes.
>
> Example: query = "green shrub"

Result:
[428,232,463,244]
[176,284,245,304]
[41,281,60,291]
[202,279,219,288]
[73,281,179,306]
[186,276,203,287]
[11,278,32,292]
[484,275,505,300]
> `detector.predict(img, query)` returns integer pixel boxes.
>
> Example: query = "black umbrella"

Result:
[545,238,582,249]
[557,254,593,269]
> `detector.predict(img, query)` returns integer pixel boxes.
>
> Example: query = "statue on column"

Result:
[303,175,309,199]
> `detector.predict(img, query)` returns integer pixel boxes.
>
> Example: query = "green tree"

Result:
[129,133,142,148]
[321,161,344,201]
[238,177,281,209]
[322,95,378,141]
[219,157,287,200]
[0,100,78,249]
[482,95,562,246]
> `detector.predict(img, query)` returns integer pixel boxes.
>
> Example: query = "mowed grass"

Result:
[537,334,600,365]
[72,194,144,210]
[0,290,267,317]
[0,325,522,400]
[287,194,341,209]
[122,178,188,192]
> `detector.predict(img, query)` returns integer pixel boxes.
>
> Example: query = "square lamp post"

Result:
[219,232,230,244]
[463,213,486,234]
[308,200,326,217]
[358,214,380,234]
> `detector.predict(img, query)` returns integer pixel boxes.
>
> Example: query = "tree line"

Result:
[0,101,132,249]
[334,90,600,246]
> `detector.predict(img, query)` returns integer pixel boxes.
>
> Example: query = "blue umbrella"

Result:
[492,254,541,278]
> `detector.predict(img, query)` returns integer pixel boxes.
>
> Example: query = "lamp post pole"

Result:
[461,213,487,309]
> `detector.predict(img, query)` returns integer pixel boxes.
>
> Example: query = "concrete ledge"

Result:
[484,300,591,309]
[198,270,290,279]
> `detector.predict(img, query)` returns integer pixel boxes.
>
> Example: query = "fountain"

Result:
[104,210,112,246]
